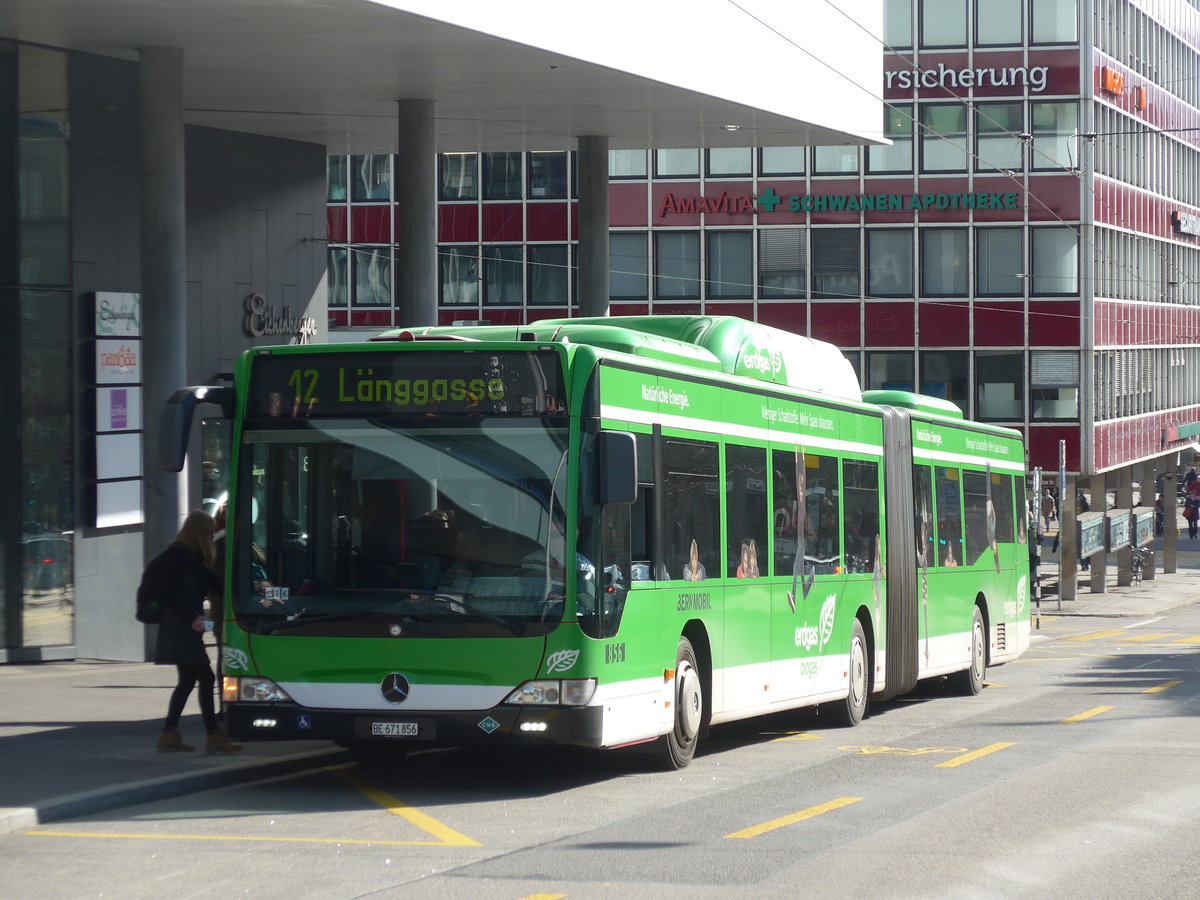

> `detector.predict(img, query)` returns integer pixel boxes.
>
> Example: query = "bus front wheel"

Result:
[950,606,986,695]
[661,637,703,769]
[825,619,868,727]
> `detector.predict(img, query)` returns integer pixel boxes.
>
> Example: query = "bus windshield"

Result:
[233,416,570,638]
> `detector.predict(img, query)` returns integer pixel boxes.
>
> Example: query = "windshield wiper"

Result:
[256,610,378,634]
[414,590,527,636]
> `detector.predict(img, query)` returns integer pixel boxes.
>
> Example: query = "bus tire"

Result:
[951,606,986,696]
[826,619,868,727]
[661,637,703,769]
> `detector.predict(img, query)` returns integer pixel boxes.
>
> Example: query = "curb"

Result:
[0,747,349,836]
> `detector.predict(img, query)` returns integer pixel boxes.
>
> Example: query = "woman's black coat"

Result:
[152,543,220,666]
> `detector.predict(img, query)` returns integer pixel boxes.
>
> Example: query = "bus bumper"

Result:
[224,702,605,749]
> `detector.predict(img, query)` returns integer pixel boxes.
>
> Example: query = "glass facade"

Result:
[2,43,75,655]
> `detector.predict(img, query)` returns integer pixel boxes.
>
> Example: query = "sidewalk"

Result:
[4,529,1200,835]
[1032,515,1200,617]
[0,652,347,835]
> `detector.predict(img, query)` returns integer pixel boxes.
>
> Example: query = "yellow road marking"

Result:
[1144,680,1182,693]
[724,796,861,839]
[934,742,1014,769]
[1012,656,1082,663]
[839,746,966,757]
[772,731,820,742]
[1063,630,1126,642]
[1061,706,1114,723]
[1123,633,1176,642]
[25,830,444,846]
[1171,636,1200,644]
[330,765,480,846]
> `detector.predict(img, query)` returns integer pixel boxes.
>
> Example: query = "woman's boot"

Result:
[157,728,195,752]
[205,727,244,754]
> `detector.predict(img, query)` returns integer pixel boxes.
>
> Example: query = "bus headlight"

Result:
[505,678,596,707]
[222,676,292,704]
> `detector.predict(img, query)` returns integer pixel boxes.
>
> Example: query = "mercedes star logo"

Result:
[380,673,411,704]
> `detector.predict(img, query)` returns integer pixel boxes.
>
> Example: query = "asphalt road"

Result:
[5,606,1200,900]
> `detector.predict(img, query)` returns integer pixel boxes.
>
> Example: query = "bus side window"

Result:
[935,466,963,567]
[806,452,840,574]
[663,438,719,582]
[725,444,767,579]
[631,432,654,581]
[842,460,879,574]
[992,472,1015,543]
[914,464,935,568]
[963,470,991,565]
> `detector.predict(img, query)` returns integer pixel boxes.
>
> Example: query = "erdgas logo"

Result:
[795,595,837,650]
[546,649,580,673]
[222,647,249,671]
[741,344,783,378]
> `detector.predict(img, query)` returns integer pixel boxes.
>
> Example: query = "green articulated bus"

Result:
[164,315,1030,768]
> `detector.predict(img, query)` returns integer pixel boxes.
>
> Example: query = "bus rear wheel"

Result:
[661,637,703,769]
[825,619,868,727]
[951,606,986,695]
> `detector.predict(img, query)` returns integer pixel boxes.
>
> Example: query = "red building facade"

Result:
[326,0,1200,482]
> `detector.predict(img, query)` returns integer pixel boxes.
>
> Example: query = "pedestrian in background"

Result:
[1040,487,1056,534]
[149,510,243,754]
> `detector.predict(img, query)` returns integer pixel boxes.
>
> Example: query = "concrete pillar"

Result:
[1163,467,1178,574]
[1136,461,1155,581]
[139,47,188,584]
[1115,467,1132,586]
[1059,474,1077,602]
[576,135,610,318]
[1089,474,1107,593]
[395,100,436,327]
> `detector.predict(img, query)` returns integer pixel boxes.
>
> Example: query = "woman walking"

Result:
[151,510,242,753]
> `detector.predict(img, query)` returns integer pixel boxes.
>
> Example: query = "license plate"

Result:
[370,721,419,737]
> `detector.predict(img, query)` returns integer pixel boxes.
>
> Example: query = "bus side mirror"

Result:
[159,386,235,472]
[597,431,637,505]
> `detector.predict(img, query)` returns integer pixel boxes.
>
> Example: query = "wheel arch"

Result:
[974,592,991,665]
[681,619,713,727]
[856,604,877,697]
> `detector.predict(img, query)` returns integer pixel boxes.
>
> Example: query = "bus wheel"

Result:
[826,619,868,727]
[662,637,703,769]
[951,606,986,696]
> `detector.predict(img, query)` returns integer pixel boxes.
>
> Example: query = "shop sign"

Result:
[243,293,318,344]
[93,291,141,338]
[96,386,142,432]
[657,189,1020,218]
[1171,211,1200,237]
[1101,65,1125,96]
[1106,509,1131,553]
[1077,512,1105,559]
[95,339,141,384]
[885,63,1049,93]
[1132,508,1155,548]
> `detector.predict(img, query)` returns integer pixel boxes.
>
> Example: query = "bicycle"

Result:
[1130,546,1153,585]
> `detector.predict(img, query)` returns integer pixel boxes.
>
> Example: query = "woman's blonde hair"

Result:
[174,510,216,568]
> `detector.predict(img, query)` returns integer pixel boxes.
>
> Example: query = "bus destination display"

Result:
[247,350,565,418]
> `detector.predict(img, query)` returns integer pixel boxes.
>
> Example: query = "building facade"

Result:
[1,42,328,662]
[2,3,881,662]
[328,0,1200,490]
